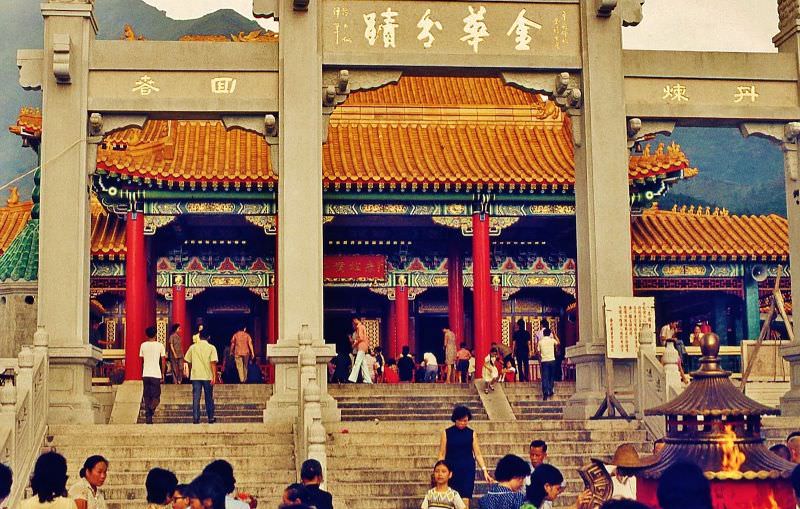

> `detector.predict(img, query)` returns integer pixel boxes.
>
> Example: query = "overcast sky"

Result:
[141,0,779,52]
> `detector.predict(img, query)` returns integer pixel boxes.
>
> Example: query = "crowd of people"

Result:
[4,413,800,509]
[12,452,334,509]
[331,319,563,399]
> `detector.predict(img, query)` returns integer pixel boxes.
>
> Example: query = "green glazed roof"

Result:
[0,219,38,282]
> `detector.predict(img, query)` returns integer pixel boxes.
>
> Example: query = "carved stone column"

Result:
[262,0,338,423]
[37,0,100,423]
[780,123,800,415]
[565,5,635,419]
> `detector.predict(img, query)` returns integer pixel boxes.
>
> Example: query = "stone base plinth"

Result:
[779,342,800,416]
[564,343,636,420]
[264,342,340,423]
[48,345,102,424]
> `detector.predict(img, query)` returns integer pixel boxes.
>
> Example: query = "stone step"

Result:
[52,444,294,459]
[328,420,642,432]
[328,429,646,445]
[79,470,296,486]
[49,422,293,435]
[63,456,295,473]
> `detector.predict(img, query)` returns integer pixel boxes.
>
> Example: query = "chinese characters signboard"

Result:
[323,254,387,282]
[323,1,580,67]
[603,296,654,360]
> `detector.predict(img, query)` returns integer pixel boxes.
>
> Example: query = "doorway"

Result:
[416,315,448,362]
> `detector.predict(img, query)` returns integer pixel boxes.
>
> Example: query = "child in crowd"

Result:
[482,349,500,394]
[172,484,190,509]
[455,343,471,383]
[364,349,377,383]
[421,460,466,509]
[374,347,385,383]
[467,352,476,382]
[383,358,400,383]
[502,360,516,384]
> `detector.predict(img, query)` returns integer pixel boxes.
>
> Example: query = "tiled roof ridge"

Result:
[0,218,38,282]
[663,204,731,216]
[9,107,43,138]
[179,30,278,42]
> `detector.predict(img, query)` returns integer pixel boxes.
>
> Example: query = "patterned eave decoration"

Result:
[631,204,788,262]
[8,107,42,141]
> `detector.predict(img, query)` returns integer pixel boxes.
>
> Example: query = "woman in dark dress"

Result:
[437,405,493,508]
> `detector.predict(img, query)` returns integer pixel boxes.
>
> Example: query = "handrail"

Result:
[636,327,685,440]
[297,326,328,486]
[0,326,49,507]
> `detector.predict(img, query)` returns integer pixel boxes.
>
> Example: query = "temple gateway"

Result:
[2,1,800,507]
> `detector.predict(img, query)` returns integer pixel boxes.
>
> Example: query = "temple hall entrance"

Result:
[189,287,268,361]
[416,315,448,362]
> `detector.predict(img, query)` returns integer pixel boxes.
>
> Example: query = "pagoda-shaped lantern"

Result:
[637,333,796,509]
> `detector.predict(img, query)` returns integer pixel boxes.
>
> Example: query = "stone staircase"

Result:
[137,383,271,424]
[328,383,488,421]
[504,382,575,420]
[47,422,296,509]
[326,419,649,509]
[762,416,800,446]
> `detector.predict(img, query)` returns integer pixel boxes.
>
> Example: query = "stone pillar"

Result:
[780,123,800,415]
[125,212,146,381]
[38,0,100,423]
[387,300,397,359]
[447,241,465,346]
[395,285,409,355]
[472,212,491,373]
[565,6,635,419]
[267,284,276,382]
[491,276,503,345]
[171,283,189,353]
[742,266,761,341]
[264,0,337,422]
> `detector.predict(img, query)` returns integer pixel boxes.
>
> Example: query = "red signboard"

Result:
[324,254,386,282]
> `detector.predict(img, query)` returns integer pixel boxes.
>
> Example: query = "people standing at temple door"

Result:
[398,346,415,382]
[502,359,516,384]
[168,324,184,385]
[689,324,704,347]
[330,342,352,384]
[192,324,204,344]
[230,326,255,384]
[443,328,458,383]
[347,318,372,384]
[383,358,400,383]
[185,332,218,424]
[423,351,439,382]
[492,341,512,365]
[365,348,378,382]
[538,328,559,401]
[482,348,500,394]
[468,351,476,382]
[658,320,677,346]
[374,346,386,382]
[140,326,165,424]
[438,405,493,509]
[221,343,239,384]
[456,343,471,383]
[513,319,532,382]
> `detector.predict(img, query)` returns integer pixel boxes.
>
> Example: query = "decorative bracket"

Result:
[596,0,617,17]
[245,215,278,235]
[501,287,521,300]
[253,0,279,20]
[52,33,72,84]
[144,215,177,235]
[740,122,800,183]
[370,286,428,301]
[620,0,645,27]
[432,216,519,236]
[17,49,43,91]
[248,287,271,300]
[321,69,402,142]
[627,118,676,150]
[185,288,206,301]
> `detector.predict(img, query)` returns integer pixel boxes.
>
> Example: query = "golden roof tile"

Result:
[0,196,32,254]
[97,120,276,185]
[90,196,126,258]
[631,205,788,261]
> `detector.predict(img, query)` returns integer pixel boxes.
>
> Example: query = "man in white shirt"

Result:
[423,352,438,382]
[659,321,676,346]
[538,328,559,400]
[139,326,166,424]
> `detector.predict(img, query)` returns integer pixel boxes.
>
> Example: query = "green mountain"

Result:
[0,0,260,200]
[656,127,786,216]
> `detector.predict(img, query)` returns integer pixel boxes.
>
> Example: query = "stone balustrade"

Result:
[297,325,328,485]
[0,326,49,506]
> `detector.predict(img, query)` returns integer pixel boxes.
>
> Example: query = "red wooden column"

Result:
[491,278,503,345]
[448,241,465,347]
[171,284,189,353]
[125,212,147,381]
[472,212,491,373]
[395,285,409,355]
[387,300,398,359]
[266,284,277,382]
